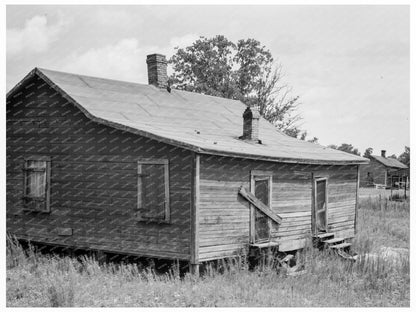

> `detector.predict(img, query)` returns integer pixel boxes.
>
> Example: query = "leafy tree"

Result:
[299,131,307,141]
[363,147,373,159]
[308,137,319,144]
[388,154,397,159]
[327,143,360,156]
[398,146,410,167]
[169,35,302,137]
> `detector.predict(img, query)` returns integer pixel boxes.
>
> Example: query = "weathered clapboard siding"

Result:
[6,75,192,260]
[198,155,358,261]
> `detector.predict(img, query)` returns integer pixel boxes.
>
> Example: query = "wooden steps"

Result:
[315,232,334,239]
[313,232,356,261]
[314,232,353,251]
[329,242,352,249]
[323,237,345,244]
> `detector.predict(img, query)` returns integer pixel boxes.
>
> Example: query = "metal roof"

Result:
[7,68,369,165]
[371,155,408,169]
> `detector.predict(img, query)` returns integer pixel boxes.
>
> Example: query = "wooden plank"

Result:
[311,172,316,235]
[315,232,334,239]
[137,158,169,165]
[329,242,352,249]
[323,237,345,244]
[200,236,248,247]
[238,186,282,224]
[279,211,311,218]
[198,249,244,262]
[45,159,51,212]
[355,165,359,234]
[199,243,247,254]
[190,153,200,265]
[251,170,274,176]
[250,241,279,248]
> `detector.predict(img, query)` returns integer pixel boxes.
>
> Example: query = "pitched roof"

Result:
[7,68,369,165]
[371,155,408,169]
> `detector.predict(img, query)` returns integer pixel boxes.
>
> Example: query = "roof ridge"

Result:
[36,67,244,104]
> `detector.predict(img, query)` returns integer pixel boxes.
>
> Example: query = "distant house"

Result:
[359,150,409,188]
[7,53,368,272]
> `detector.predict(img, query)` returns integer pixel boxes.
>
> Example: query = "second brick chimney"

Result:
[381,150,386,158]
[146,54,168,89]
[241,105,261,142]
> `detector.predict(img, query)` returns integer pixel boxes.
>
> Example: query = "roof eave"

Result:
[196,148,369,165]
[7,68,38,100]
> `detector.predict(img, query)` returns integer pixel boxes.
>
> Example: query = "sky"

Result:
[6,5,410,157]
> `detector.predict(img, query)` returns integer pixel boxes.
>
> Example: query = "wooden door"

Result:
[252,175,272,242]
[314,178,328,233]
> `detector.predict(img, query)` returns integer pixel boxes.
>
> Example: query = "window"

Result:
[136,159,170,223]
[22,156,51,212]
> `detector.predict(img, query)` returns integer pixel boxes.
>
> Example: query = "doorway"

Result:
[313,178,328,233]
[250,171,273,243]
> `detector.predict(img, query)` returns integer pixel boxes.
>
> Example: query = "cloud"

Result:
[59,38,152,83]
[164,34,200,55]
[58,34,199,83]
[7,13,67,56]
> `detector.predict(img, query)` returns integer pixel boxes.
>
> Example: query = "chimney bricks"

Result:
[381,150,386,158]
[241,105,261,142]
[146,54,168,89]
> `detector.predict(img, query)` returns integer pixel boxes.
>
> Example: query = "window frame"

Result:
[136,158,170,223]
[22,155,51,213]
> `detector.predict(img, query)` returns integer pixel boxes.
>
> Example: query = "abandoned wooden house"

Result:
[359,150,409,188]
[7,54,369,271]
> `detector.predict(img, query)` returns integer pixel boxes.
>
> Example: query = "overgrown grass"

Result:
[355,196,410,254]
[7,197,410,307]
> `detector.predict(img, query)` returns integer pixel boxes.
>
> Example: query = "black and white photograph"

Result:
[4,1,413,308]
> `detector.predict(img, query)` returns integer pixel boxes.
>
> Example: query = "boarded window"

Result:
[137,159,170,222]
[22,156,51,212]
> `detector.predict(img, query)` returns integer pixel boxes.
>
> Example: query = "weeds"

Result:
[6,197,409,307]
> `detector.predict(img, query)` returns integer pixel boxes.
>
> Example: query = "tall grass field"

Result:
[6,195,410,307]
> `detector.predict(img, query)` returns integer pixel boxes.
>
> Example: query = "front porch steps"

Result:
[313,232,355,260]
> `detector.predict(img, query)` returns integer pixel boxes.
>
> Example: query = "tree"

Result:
[363,147,373,159]
[169,35,302,137]
[398,146,410,167]
[388,154,397,159]
[308,137,319,144]
[328,143,360,156]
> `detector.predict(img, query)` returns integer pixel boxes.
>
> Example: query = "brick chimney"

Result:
[241,105,261,142]
[381,150,386,158]
[146,54,168,89]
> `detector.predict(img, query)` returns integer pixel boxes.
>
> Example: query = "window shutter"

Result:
[137,159,170,222]
[22,156,51,212]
